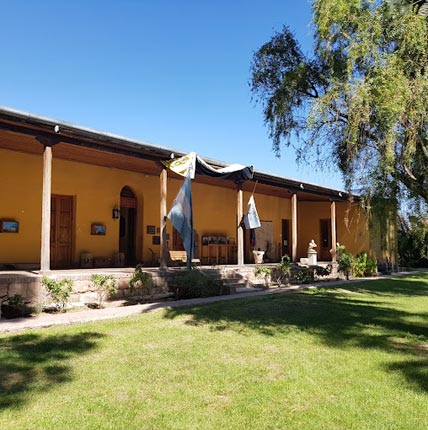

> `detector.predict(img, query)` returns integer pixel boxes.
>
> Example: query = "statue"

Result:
[308,239,317,253]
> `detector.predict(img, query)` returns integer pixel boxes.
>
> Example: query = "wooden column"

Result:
[159,168,168,269]
[237,183,244,265]
[331,200,337,263]
[40,145,52,272]
[291,193,298,263]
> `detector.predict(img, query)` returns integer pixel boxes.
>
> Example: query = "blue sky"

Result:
[0,1,343,189]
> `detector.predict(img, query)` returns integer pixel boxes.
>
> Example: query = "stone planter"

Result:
[253,250,265,264]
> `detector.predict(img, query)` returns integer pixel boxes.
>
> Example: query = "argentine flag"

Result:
[167,174,194,268]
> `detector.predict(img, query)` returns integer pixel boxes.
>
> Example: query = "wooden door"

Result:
[319,219,331,261]
[282,219,291,257]
[119,186,137,265]
[50,195,74,268]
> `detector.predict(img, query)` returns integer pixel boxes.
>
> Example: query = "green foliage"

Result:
[272,254,292,286]
[129,264,152,294]
[337,245,353,280]
[353,252,378,277]
[42,276,73,312]
[398,214,428,267]
[279,254,292,274]
[315,264,332,278]
[6,293,24,307]
[1,293,32,319]
[170,269,223,300]
[254,267,273,277]
[255,266,273,287]
[250,0,428,204]
[90,274,117,308]
[337,245,377,279]
[290,267,314,284]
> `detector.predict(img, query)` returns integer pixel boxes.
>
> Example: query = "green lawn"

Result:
[1,274,428,429]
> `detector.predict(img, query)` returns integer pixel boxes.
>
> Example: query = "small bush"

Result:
[254,266,273,287]
[337,245,353,280]
[90,274,117,308]
[315,264,332,278]
[353,252,377,277]
[6,293,24,307]
[290,267,314,284]
[1,294,32,319]
[170,269,223,299]
[271,254,292,286]
[42,276,73,312]
[129,264,152,295]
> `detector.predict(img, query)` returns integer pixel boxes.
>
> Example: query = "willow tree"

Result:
[251,0,428,203]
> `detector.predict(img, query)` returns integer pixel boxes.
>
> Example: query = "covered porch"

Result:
[0,107,366,275]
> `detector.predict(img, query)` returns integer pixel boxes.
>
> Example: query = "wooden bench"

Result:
[168,250,200,266]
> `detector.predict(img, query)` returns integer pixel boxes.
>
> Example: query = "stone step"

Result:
[222,277,247,284]
[235,286,264,294]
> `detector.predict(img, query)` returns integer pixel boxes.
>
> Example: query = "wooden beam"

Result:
[159,168,168,269]
[237,184,244,265]
[331,201,337,263]
[291,193,298,262]
[40,145,52,272]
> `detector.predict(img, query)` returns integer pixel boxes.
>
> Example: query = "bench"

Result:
[168,250,200,266]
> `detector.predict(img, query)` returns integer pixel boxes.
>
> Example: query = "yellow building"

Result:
[0,107,396,271]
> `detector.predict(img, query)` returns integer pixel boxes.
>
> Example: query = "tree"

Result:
[398,212,428,266]
[251,0,428,204]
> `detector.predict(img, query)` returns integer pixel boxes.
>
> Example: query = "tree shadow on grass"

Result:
[0,331,104,410]
[163,277,428,393]
[352,273,428,297]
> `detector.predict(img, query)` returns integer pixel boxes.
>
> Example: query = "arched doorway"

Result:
[119,186,137,265]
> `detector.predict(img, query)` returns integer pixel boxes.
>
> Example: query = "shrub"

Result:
[42,276,73,312]
[90,274,117,308]
[170,269,223,299]
[271,254,292,286]
[353,252,377,277]
[365,256,378,276]
[315,264,332,278]
[6,293,24,307]
[290,267,314,284]
[129,264,152,295]
[337,244,353,280]
[254,266,273,287]
[1,294,32,319]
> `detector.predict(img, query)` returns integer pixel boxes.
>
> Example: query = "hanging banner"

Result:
[244,195,261,229]
[162,152,196,179]
[163,152,253,183]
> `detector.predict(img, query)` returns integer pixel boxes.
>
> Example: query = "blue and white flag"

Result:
[167,174,194,268]
[244,195,261,229]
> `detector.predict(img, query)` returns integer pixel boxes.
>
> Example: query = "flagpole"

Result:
[160,168,168,269]
[237,183,244,265]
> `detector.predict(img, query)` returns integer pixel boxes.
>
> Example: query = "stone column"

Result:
[291,193,298,263]
[237,184,244,265]
[160,168,168,269]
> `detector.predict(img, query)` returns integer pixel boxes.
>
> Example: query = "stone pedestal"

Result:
[308,250,317,266]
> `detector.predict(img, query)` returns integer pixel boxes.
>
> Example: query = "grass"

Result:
[1,273,428,429]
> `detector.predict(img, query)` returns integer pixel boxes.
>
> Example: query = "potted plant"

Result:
[1,294,31,319]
